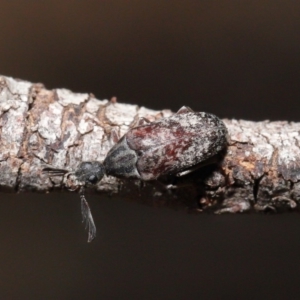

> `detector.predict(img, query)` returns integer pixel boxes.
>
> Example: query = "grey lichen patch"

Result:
[81,126,105,162]
[85,97,108,114]
[56,88,89,106]
[0,76,32,160]
[136,106,160,121]
[51,150,68,169]
[0,102,28,159]
[18,158,52,192]
[60,119,79,148]
[105,102,138,126]
[38,102,63,144]
[78,112,96,135]
[0,157,23,191]
[0,75,32,103]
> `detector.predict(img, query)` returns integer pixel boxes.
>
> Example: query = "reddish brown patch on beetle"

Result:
[125,112,227,180]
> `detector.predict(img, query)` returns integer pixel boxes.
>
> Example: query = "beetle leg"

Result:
[176,106,194,114]
[176,168,199,177]
[42,166,73,186]
[166,182,194,189]
[176,154,224,178]
[166,184,177,189]
[176,162,206,177]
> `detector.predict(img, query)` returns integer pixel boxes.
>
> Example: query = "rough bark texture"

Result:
[1,74,300,213]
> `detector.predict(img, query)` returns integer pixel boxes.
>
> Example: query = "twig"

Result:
[1,74,300,213]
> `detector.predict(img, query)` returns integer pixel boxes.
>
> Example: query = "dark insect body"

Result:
[44,106,228,242]
[104,106,227,181]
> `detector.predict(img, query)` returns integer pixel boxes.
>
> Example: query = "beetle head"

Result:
[75,161,105,185]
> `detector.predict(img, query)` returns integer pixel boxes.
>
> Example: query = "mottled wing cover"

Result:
[126,112,227,180]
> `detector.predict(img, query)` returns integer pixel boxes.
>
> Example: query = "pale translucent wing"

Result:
[79,187,96,243]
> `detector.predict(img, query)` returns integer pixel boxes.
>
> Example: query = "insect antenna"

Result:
[42,167,69,176]
[79,186,96,243]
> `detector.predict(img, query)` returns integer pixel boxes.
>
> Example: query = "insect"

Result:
[44,106,228,242]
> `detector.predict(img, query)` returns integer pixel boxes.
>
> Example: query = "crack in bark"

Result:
[253,174,265,203]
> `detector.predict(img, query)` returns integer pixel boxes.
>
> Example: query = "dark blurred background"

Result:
[1,1,300,299]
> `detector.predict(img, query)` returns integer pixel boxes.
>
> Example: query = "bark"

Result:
[1,74,300,213]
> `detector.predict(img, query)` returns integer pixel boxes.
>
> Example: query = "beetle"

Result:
[44,106,228,242]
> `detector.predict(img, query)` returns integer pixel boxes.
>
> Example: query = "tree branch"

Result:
[1,74,299,213]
